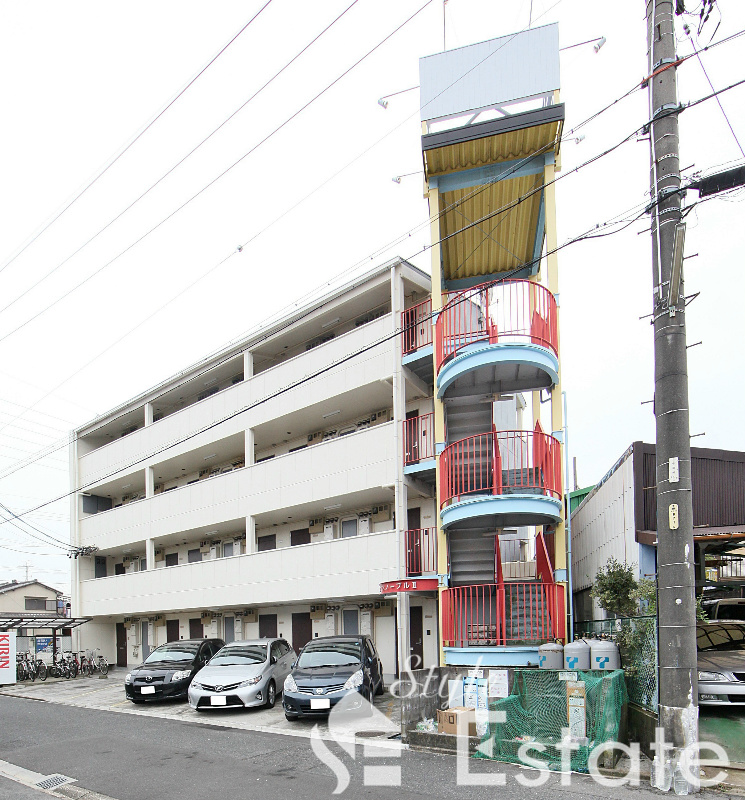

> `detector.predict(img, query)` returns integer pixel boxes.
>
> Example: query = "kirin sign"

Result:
[0,630,17,685]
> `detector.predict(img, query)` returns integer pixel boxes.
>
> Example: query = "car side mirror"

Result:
[291,660,297,669]
[271,655,277,665]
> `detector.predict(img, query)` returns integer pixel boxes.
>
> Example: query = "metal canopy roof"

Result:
[0,613,91,632]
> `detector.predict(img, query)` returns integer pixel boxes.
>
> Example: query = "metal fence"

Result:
[575,616,658,712]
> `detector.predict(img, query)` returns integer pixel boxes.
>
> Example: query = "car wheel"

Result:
[265,680,276,709]
[375,679,385,696]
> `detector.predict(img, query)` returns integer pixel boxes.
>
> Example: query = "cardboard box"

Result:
[437,707,477,737]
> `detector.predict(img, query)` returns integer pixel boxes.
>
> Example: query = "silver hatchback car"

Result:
[188,638,295,711]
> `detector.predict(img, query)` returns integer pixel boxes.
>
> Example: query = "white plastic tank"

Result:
[563,638,591,671]
[538,642,563,669]
[590,639,621,670]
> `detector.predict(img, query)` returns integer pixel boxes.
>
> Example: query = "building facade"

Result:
[571,441,745,621]
[70,260,438,678]
[71,25,572,675]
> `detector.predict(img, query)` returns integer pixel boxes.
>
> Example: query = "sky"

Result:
[0,0,743,594]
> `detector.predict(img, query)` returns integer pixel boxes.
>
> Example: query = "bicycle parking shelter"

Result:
[0,613,91,659]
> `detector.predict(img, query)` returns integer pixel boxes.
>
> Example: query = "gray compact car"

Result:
[187,638,295,711]
[698,621,745,706]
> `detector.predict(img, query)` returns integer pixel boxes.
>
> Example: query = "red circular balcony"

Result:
[439,427,562,509]
[435,279,558,373]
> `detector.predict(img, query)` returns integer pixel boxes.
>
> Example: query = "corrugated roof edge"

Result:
[75,257,430,436]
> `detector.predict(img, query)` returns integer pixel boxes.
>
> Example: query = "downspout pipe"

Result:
[563,390,574,642]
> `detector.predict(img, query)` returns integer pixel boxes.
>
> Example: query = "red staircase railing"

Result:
[403,412,435,465]
[435,279,558,371]
[401,298,433,355]
[439,427,562,508]
[441,582,565,647]
[535,529,555,584]
[405,527,437,576]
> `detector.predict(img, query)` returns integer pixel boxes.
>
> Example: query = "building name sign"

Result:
[380,579,439,594]
[0,631,16,685]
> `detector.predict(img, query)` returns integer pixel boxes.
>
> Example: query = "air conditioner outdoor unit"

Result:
[307,431,323,444]
[309,517,324,534]
[154,484,163,494]
[199,540,210,548]
[199,468,210,478]
[244,610,257,623]
[201,611,214,620]
[154,550,164,562]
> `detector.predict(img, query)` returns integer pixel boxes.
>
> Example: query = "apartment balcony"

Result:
[435,279,558,399]
[78,529,399,618]
[401,298,433,382]
[439,427,561,529]
[76,314,394,487]
[403,412,436,480]
[78,422,396,551]
[405,527,437,577]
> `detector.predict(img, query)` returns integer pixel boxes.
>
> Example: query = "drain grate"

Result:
[35,774,76,790]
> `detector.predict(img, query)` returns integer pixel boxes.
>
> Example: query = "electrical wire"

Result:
[688,30,745,159]
[0,0,362,319]
[8,190,674,527]
[0,0,435,347]
[0,0,275,276]
[0,83,685,482]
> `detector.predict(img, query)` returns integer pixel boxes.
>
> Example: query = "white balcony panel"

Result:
[77,316,393,487]
[78,529,398,617]
[79,422,395,550]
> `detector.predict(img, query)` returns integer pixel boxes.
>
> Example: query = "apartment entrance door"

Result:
[291,612,312,654]
[166,619,179,642]
[189,618,203,639]
[259,614,277,639]
[141,621,150,659]
[405,409,419,463]
[409,605,424,670]
[116,623,127,667]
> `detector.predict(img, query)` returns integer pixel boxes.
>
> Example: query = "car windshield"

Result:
[209,644,267,666]
[297,641,361,668]
[697,623,745,652]
[144,645,198,664]
[716,605,745,622]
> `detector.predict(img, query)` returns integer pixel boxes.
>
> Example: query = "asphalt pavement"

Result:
[0,694,738,800]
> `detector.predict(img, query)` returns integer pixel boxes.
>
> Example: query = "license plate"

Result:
[140,686,155,695]
[210,695,227,706]
[310,698,330,710]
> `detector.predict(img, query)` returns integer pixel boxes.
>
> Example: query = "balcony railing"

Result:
[403,412,435,465]
[435,279,558,372]
[402,298,433,355]
[441,582,565,647]
[405,527,437,576]
[439,427,562,508]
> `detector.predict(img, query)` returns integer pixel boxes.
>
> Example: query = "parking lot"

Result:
[0,670,402,745]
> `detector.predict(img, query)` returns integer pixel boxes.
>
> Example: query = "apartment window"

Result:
[94,556,107,578]
[24,597,47,611]
[165,553,178,567]
[82,494,113,515]
[341,518,358,538]
[258,534,276,552]
[188,549,202,563]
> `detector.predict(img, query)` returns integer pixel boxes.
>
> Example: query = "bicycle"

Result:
[85,649,109,676]
[26,651,47,681]
[62,651,78,678]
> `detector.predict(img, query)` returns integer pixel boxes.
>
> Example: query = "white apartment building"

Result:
[70,259,439,680]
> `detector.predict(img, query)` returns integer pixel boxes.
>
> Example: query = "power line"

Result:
[0,0,275,275]
[10,190,672,525]
[0,0,434,347]
[688,30,745,158]
[0,0,362,320]
[0,87,679,483]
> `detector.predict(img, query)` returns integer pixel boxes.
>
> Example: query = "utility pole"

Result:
[645,0,698,789]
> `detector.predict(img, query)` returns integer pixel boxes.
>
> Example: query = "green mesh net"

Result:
[474,669,628,773]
